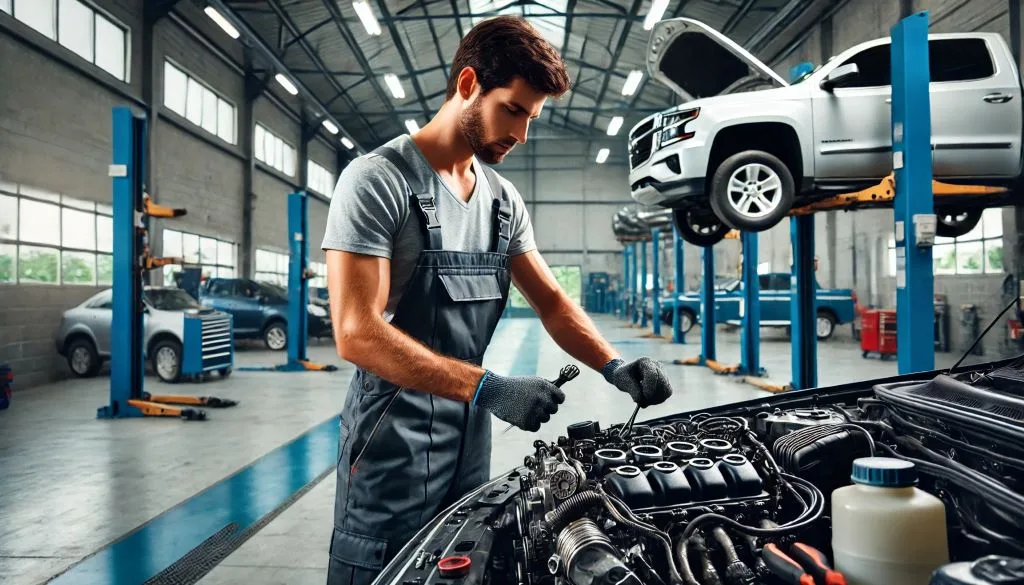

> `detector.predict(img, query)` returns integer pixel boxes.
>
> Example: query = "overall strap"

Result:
[373,145,443,250]
[480,164,512,255]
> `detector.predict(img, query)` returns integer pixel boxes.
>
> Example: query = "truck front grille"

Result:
[629,119,656,169]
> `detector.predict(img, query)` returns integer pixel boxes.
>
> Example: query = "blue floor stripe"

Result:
[50,416,340,585]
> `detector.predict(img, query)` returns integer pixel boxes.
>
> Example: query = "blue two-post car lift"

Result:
[97,107,238,421]
[627,11,1009,390]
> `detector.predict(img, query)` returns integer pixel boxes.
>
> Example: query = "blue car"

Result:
[655,273,856,340]
[197,278,331,350]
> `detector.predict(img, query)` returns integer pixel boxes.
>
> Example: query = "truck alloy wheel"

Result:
[935,208,982,238]
[710,151,795,231]
[816,311,836,340]
[672,208,729,247]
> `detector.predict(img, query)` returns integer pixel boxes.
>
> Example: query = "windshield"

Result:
[145,288,201,311]
[256,282,288,300]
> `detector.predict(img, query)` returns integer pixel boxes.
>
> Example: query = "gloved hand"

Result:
[473,370,565,432]
[602,357,673,407]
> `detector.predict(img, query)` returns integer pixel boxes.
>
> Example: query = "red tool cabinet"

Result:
[861,309,897,359]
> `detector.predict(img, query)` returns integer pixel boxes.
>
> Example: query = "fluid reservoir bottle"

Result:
[832,457,949,585]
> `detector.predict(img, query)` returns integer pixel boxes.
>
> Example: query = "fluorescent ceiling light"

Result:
[204,6,240,39]
[596,148,610,164]
[607,116,624,136]
[384,74,406,99]
[622,70,643,96]
[275,73,298,96]
[643,0,670,30]
[405,119,420,134]
[322,120,339,135]
[341,137,355,149]
[352,1,382,36]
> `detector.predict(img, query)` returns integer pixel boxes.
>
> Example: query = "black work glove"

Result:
[473,370,565,432]
[602,357,673,407]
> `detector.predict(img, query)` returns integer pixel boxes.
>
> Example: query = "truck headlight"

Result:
[308,304,327,318]
[659,108,700,147]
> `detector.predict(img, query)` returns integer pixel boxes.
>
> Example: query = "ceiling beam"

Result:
[722,0,756,35]
[421,0,451,80]
[585,0,644,132]
[376,0,436,118]
[625,0,691,111]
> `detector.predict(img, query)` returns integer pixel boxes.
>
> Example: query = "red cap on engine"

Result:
[438,555,472,578]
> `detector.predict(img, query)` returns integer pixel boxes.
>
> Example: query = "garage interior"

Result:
[2,0,1023,584]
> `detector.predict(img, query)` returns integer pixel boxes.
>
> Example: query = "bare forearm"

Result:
[536,294,619,373]
[336,317,483,402]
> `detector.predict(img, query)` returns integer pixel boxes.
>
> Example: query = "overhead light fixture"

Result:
[322,120,339,135]
[384,74,406,99]
[596,148,610,164]
[352,1,382,36]
[607,116,624,136]
[622,70,643,96]
[405,119,420,134]
[643,0,670,30]
[275,73,298,96]
[204,6,240,40]
[341,137,355,149]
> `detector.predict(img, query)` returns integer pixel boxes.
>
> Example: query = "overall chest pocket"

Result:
[437,271,504,302]
[434,270,508,361]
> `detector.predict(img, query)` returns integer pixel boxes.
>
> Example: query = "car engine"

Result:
[378,361,1024,585]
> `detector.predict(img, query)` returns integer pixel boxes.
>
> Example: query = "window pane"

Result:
[96,203,112,215]
[186,78,203,125]
[960,215,984,241]
[94,14,126,80]
[15,0,56,39]
[277,253,288,274]
[97,253,113,285]
[59,0,94,61]
[957,241,983,274]
[19,199,60,245]
[264,131,275,166]
[274,137,284,171]
[217,240,233,267]
[933,243,956,275]
[217,99,234,143]
[62,251,96,285]
[929,38,995,82]
[162,229,181,257]
[162,264,179,286]
[62,195,94,211]
[0,179,16,194]
[182,233,200,263]
[0,194,16,240]
[199,236,217,264]
[0,243,14,283]
[254,125,265,161]
[163,61,188,115]
[18,245,59,283]
[201,86,218,135]
[256,250,273,271]
[284,145,295,176]
[19,185,60,202]
[986,240,1004,273]
[96,215,112,252]
[982,207,1003,239]
[0,0,10,14]
[62,208,96,250]
[217,266,235,278]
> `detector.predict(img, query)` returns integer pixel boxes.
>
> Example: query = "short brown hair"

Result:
[446,16,571,100]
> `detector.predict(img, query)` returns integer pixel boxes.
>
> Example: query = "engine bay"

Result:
[378,360,1024,585]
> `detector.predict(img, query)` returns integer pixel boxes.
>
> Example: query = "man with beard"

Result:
[321,15,674,585]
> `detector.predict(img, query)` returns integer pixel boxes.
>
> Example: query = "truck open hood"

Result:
[646,17,789,102]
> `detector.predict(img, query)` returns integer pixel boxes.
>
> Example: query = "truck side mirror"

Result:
[820,63,860,92]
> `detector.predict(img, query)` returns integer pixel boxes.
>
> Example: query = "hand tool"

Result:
[788,542,848,585]
[502,364,580,433]
[618,403,642,438]
[762,543,816,585]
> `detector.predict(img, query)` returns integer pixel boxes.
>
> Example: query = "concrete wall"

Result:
[0,0,338,390]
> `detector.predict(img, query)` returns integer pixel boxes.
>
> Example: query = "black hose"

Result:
[690,531,723,585]
[673,532,702,585]
[597,488,685,585]
[545,490,604,532]
[881,411,1024,472]
[711,527,757,585]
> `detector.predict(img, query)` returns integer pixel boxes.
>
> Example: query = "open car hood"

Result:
[646,17,789,102]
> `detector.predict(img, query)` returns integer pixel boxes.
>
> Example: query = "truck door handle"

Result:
[885,98,891,104]
[984,93,1013,104]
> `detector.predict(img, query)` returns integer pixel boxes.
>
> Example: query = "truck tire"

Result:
[672,207,729,247]
[816,310,837,341]
[935,208,982,238]
[709,151,795,232]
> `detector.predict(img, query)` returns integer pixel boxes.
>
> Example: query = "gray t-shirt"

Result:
[321,135,536,320]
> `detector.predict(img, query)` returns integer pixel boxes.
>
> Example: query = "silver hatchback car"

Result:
[54,287,213,383]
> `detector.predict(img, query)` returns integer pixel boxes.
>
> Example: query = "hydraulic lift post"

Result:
[673,224,686,344]
[701,247,716,362]
[632,242,641,326]
[738,232,764,376]
[892,11,936,374]
[621,245,629,320]
[652,228,662,337]
[640,240,649,329]
[790,215,818,389]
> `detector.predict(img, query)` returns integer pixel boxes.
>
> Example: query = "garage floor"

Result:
[0,315,974,585]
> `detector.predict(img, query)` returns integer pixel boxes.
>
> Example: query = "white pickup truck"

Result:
[628,18,1024,246]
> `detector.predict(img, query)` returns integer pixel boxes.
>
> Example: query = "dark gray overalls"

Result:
[328,145,513,585]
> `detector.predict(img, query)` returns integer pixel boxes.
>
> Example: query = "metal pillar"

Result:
[99,107,147,419]
[701,246,716,361]
[739,232,763,376]
[652,229,662,336]
[640,240,649,329]
[284,191,310,369]
[892,12,936,374]
[673,225,686,344]
[632,242,640,325]
[621,246,629,319]
[790,216,818,389]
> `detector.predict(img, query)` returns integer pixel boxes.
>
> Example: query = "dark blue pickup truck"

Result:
[654,273,856,340]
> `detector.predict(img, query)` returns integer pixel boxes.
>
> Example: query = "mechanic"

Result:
[321,15,674,585]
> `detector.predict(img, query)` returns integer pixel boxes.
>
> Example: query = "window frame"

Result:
[829,37,998,91]
[161,228,237,285]
[162,58,238,146]
[254,123,297,178]
[254,248,290,286]
[887,208,1004,277]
